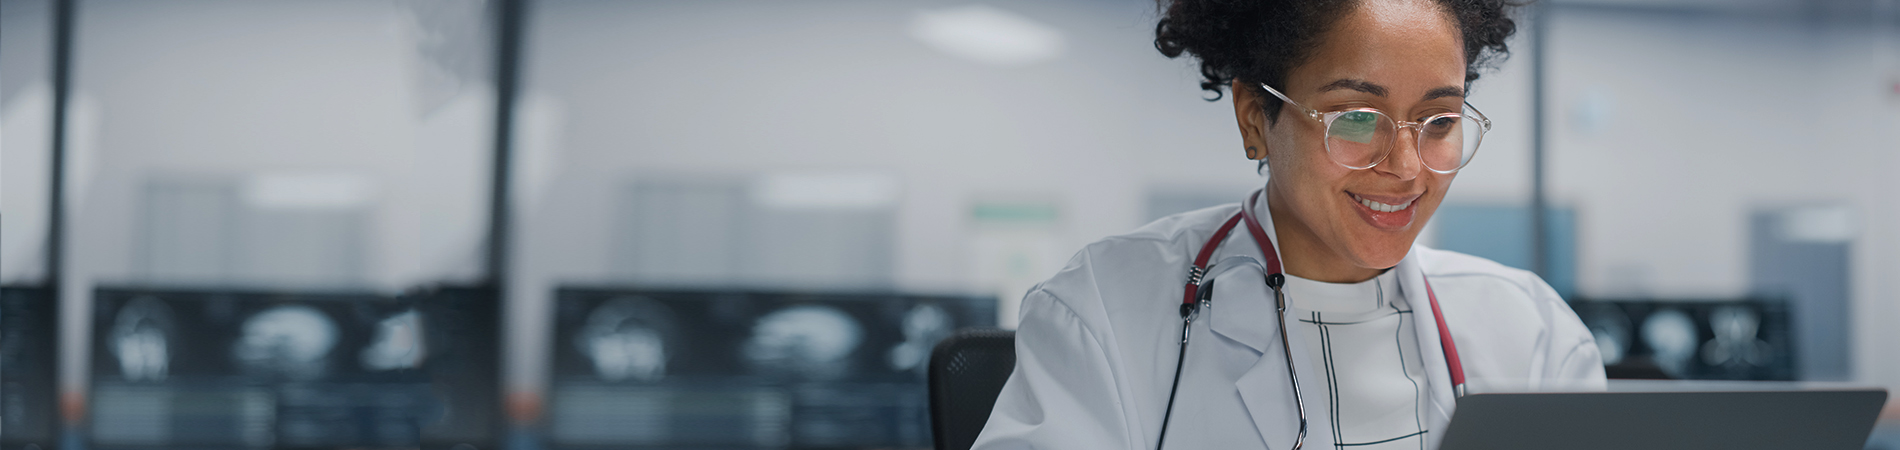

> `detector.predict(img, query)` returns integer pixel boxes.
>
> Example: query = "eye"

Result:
[1423,115,1459,134]
[1338,110,1380,125]
[1329,111,1383,141]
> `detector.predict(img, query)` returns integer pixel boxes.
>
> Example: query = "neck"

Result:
[1264,185,1384,284]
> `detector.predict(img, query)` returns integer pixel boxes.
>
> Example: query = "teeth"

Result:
[1355,195,1412,213]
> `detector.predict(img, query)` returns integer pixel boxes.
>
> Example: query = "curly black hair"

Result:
[1155,0,1520,116]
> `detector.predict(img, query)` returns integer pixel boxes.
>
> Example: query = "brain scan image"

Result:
[1701,306,1771,370]
[111,296,175,381]
[888,303,952,372]
[576,297,676,382]
[232,304,339,380]
[360,309,426,371]
[743,305,863,380]
[1578,303,1633,366]
[1641,308,1699,378]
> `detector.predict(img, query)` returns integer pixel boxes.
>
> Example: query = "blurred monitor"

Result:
[548,287,997,449]
[1570,298,1794,381]
[1,286,59,450]
[87,286,499,450]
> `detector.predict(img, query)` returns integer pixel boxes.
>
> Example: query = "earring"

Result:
[1246,146,1259,159]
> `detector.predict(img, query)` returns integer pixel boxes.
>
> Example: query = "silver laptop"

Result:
[1438,389,1888,450]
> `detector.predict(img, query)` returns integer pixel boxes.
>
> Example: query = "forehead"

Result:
[1286,0,1466,94]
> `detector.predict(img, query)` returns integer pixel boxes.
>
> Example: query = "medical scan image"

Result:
[577,297,677,382]
[232,304,339,380]
[110,296,175,382]
[742,305,865,380]
[1578,302,1634,366]
[360,308,426,371]
[887,302,951,373]
[1702,305,1774,371]
[1642,307,1700,378]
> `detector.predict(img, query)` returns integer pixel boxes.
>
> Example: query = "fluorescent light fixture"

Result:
[909,4,1065,66]
[752,172,899,210]
[243,172,375,211]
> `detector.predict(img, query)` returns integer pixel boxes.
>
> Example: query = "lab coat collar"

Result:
[1206,189,1281,355]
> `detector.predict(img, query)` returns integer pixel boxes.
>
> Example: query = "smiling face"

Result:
[1236,0,1467,282]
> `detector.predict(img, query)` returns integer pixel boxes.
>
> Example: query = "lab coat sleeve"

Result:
[971,286,1136,450]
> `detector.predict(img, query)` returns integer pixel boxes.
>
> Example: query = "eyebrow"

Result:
[1422,86,1466,101]
[1318,79,1387,97]
[1316,78,1467,101]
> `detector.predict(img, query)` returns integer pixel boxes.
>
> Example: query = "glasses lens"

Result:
[1325,110,1394,168]
[1415,114,1484,172]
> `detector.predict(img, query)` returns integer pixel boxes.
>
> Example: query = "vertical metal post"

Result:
[48,0,75,290]
[1529,2,1551,280]
[487,0,524,287]
[47,0,77,439]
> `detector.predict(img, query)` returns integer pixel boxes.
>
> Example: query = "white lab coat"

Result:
[971,195,1606,450]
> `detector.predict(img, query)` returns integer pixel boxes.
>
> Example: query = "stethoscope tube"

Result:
[1156,256,1304,450]
[1266,272,1308,450]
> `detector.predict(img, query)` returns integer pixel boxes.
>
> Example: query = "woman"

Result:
[971,0,1605,449]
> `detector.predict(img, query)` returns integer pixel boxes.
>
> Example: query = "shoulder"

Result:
[1410,245,1571,323]
[1410,246,1587,334]
[1411,246,1550,300]
[1023,203,1240,333]
[1411,246,1600,377]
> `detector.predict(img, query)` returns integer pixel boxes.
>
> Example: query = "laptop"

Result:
[1438,389,1888,450]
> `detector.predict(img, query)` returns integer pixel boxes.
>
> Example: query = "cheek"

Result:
[1277,143,1351,200]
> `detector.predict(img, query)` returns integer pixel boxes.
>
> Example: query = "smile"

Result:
[1346,191,1421,230]
[1350,193,1414,213]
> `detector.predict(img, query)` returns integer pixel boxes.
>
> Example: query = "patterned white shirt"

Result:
[1284,270,1432,450]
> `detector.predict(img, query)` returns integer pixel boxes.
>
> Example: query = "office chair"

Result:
[928,328,1017,450]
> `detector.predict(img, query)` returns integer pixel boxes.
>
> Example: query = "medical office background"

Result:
[2,0,1899,448]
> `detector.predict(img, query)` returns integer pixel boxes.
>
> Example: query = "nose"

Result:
[1375,125,1423,181]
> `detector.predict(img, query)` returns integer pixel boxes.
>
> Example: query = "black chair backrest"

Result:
[928,328,1017,450]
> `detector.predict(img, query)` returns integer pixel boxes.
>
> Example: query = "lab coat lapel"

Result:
[1227,298,1334,450]
[1395,251,1458,438]
[1206,192,1335,450]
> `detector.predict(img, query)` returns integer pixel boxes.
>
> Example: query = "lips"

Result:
[1347,191,1421,230]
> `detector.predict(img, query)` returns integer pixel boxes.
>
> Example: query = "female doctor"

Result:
[971,0,1606,449]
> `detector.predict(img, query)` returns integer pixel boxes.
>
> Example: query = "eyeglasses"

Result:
[1260,83,1491,174]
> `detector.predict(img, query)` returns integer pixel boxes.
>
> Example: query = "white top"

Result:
[1284,271,1432,449]
[972,192,1606,450]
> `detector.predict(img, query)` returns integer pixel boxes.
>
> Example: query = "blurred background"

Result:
[2,0,1898,449]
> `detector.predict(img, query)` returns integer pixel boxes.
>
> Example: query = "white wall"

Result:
[2,0,55,284]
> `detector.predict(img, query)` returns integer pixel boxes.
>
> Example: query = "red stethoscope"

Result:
[1154,189,1466,450]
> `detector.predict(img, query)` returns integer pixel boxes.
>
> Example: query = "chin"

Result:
[1344,233,1418,269]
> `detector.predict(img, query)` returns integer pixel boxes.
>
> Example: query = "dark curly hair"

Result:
[1155,0,1520,118]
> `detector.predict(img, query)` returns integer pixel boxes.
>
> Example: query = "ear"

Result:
[1231,80,1271,162]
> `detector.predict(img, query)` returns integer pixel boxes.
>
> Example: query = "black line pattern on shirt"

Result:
[1338,430,1429,447]
[1305,282,1429,450]
[1316,311,1343,448]
[1298,310,1412,326]
[1393,302,1428,450]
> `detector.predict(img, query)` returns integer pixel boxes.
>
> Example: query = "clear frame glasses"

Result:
[1260,83,1491,174]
